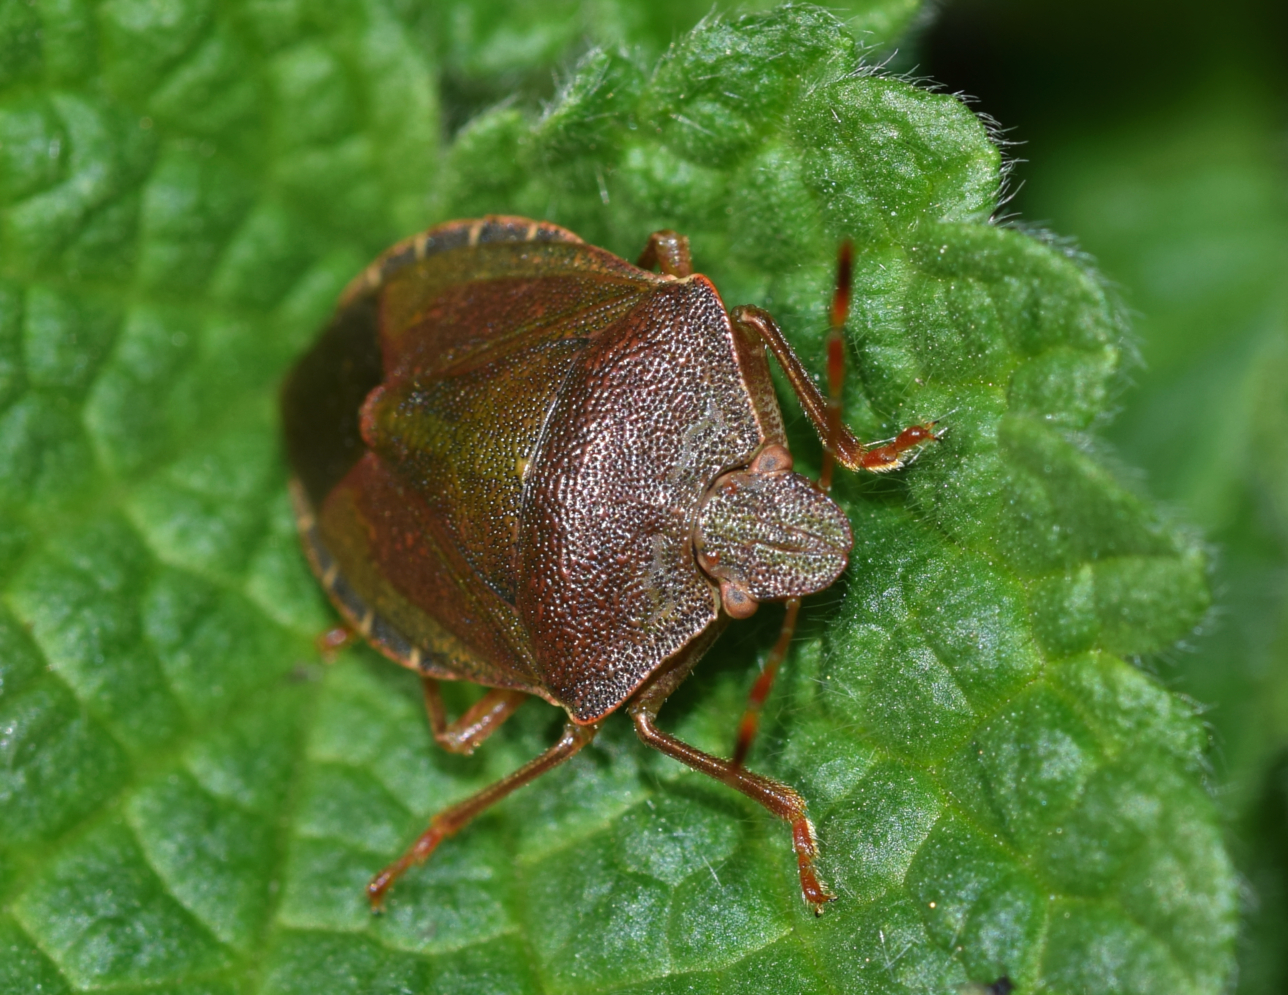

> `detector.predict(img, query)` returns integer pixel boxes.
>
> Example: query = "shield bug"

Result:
[281,216,936,913]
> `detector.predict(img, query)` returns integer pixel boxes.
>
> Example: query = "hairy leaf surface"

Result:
[0,3,1235,993]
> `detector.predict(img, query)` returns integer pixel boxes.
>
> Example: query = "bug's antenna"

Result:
[819,239,852,495]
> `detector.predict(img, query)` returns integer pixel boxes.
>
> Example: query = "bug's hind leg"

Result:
[626,657,835,914]
[368,719,599,909]
[421,678,527,755]
[315,623,357,662]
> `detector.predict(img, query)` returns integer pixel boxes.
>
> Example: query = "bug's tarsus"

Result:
[315,624,357,662]
[855,420,941,472]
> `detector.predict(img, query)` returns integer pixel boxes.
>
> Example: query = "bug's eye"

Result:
[694,468,852,602]
[718,579,759,619]
[749,443,793,474]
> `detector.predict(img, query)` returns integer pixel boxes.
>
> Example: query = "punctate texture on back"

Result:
[283,217,790,723]
[515,275,769,719]
[0,3,1235,994]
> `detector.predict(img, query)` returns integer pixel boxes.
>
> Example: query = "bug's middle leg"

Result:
[421,678,527,755]
[636,230,693,277]
[626,657,835,914]
[369,718,599,909]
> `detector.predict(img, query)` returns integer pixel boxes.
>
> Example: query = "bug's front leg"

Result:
[731,304,939,473]
[626,655,835,914]
[726,245,939,766]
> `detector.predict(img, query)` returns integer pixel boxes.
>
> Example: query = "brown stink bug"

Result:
[280,216,937,914]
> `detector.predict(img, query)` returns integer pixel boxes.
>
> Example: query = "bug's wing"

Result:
[314,451,545,692]
[283,217,603,514]
[286,219,665,695]
[378,237,651,382]
[364,242,657,604]
[518,278,776,723]
[362,338,573,604]
[282,292,384,514]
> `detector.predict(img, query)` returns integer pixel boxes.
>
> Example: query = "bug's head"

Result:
[694,445,853,619]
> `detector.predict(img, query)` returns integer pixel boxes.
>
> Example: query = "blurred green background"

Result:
[918,0,1288,990]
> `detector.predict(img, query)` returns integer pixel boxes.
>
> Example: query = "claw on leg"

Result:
[629,655,835,913]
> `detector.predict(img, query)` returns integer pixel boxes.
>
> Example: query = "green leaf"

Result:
[1022,78,1288,995]
[0,3,1235,994]
[416,0,922,130]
